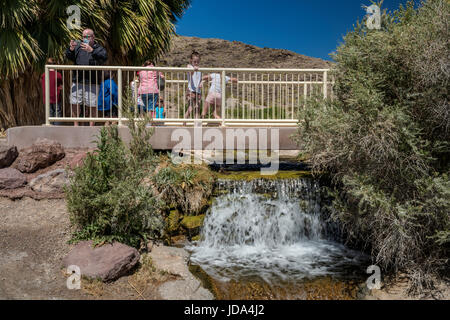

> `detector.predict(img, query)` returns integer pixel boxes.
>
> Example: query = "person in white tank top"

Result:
[184,51,203,120]
[201,73,238,119]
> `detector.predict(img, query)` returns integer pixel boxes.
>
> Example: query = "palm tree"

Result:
[0,0,191,129]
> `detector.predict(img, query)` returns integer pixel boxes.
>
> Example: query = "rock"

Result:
[0,145,18,168]
[159,279,214,300]
[148,245,213,300]
[62,241,140,282]
[29,169,69,193]
[0,168,27,189]
[69,152,88,170]
[14,139,65,173]
[149,245,191,278]
[181,215,205,231]
[170,235,190,247]
[181,215,205,240]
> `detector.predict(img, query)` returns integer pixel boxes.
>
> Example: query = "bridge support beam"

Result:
[6,126,300,151]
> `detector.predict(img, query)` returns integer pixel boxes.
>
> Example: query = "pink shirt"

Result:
[138,66,163,94]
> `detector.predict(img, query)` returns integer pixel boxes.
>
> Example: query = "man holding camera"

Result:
[65,29,108,126]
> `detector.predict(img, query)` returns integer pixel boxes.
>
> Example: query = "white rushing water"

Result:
[186,178,369,284]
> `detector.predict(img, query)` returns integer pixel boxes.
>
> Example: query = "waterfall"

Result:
[187,177,369,285]
[206,179,324,246]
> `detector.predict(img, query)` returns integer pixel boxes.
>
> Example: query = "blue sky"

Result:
[175,0,411,60]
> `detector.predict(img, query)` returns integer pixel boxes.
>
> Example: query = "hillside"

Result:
[159,36,332,69]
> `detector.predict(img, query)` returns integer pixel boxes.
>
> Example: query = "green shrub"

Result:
[65,89,215,247]
[293,0,449,294]
[66,105,164,248]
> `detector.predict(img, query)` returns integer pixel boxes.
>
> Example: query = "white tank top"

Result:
[187,65,202,93]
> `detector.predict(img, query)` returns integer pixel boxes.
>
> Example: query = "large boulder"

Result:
[0,145,18,168]
[29,169,69,193]
[149,245,214,300]
[158,279,214,300]
[69,152,88,170]
[62,241,140,282]
[14,139,65,173]
[0,168,27,189]
[149,245,191,278]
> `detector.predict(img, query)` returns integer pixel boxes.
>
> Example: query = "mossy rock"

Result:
[181,215,205,230]
[171,235,188,246]
[215,170,312,181]
[181,215,205,240]
[213,189,230,196]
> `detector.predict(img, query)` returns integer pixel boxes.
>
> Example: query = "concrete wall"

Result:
[7,126,299,151]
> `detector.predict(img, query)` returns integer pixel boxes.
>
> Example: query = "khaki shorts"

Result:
[205,92,222,106]
[70,83,99,107]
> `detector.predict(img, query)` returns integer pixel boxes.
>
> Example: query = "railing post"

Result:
[45,65,50,126]
[221,70,226,127]
[117,68,123,126]
[323,70,328,99]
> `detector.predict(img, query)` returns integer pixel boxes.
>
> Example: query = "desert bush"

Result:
[66,97,164,248]
[66,126,164,248]
[66,90,215,246]
[293,0,449,294]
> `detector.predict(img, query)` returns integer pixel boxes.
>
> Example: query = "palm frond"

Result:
[0,0,38,28]
[0,29,42,78]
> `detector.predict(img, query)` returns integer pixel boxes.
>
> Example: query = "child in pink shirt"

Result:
[137,60,165,118]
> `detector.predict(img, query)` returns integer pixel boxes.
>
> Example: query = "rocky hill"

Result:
[159,36,332,69]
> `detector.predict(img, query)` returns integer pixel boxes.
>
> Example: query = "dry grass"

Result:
[152,155,215,215]
[82,277,105,297]
[125,254,178,300]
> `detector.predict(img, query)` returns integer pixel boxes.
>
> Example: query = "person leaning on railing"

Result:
[184,51,202,120]
[201,73,238,120]
[65,28,108,127]
[137,60,165,118]
[41,58,63,125]
[130,75,146,113]
[97,71,118,126]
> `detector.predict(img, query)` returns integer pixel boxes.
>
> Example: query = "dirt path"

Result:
[0,197,86,299]
[0,197,174,300]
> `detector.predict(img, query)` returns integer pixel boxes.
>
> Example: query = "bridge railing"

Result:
[44,65,333,127]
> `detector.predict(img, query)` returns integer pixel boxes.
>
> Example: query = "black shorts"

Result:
[101,106,118,118]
